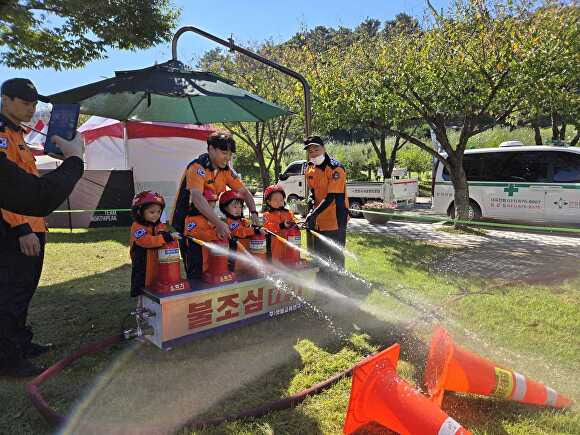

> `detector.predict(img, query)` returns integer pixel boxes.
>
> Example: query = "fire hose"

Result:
[26,324,360,431]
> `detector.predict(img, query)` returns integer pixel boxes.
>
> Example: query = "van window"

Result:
[550,152,580,183]
[442,153,510,181]
[499,152,549,182]
[283,163,304,176]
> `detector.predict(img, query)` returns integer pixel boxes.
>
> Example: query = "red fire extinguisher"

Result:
[152,240,190,294]
[248,230,267,276]
[284,226,302,266]
[203,239,236,285]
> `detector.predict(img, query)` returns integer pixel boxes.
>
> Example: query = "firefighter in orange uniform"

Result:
[0,78,53,378]
[129,191,180,297]
[171,130,259,279]
[262,184,298,263]
[303,136,349,281]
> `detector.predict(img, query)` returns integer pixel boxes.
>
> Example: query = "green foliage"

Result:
[0,1,179,70]
[396,146,432,174]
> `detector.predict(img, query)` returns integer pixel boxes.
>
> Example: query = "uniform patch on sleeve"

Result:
[197,167,206,177]
[0,138,8,149]
[186,221,197,231]
[134,228,147,239]
[229,222,240,230]
[332,171,341,179]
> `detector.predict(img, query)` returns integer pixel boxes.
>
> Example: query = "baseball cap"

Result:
[303,135,325,150]
[1,78,49,103]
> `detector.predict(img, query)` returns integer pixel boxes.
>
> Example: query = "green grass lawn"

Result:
[0,228,578,434]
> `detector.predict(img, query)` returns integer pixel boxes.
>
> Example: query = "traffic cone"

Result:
[343,343,471,435]
[424,327,572,409]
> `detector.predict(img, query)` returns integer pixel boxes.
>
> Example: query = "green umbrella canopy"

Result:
[48,60,291,124]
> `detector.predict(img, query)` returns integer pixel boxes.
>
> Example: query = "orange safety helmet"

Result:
[203,188,218,202]
[264,184,286,201]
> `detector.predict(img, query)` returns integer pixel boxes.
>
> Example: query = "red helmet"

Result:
[203,188,218,202]
[219,190,243,207]
[264,184,286,201]
[132,191,165,210]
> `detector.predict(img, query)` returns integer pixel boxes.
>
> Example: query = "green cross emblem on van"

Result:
[504,184,519,197]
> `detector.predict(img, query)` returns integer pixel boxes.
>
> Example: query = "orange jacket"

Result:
[263,208,296,235]
[263,208,297,262]
[226,217,257,239]
[0,114,47,236]
[129,221,173,296]
[305,155,349,231]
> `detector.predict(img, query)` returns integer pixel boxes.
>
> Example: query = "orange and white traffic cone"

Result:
[343,343,471,435]
[424,327,572,409]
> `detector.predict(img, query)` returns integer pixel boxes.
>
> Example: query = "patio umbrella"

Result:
[48,60,291,124]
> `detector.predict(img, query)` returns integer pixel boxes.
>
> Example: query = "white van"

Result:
[432,146,580,224]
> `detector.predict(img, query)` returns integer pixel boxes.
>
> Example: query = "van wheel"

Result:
[349,200,363,217]
[448,200,482,220]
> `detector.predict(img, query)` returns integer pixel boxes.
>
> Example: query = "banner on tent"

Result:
[41,170,135,228]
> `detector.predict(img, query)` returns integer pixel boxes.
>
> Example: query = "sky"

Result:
[0,0,450,96]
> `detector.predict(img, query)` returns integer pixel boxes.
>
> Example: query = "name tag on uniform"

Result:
[0,138,7,149]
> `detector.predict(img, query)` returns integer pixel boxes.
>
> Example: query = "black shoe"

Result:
[0,359,45,378]
[24,342,53,359]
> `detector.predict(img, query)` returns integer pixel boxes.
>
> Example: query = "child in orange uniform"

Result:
[219,190,265,273]
[129,191,180,297]
[262,184,298,263]
[183,188,219,278]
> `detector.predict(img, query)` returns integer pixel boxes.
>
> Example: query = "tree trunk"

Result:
[570,125,580,147]
[551,112,560,142]
[559,123,567,141]
[448,155,471,227]
[257,156,270,190]
[531,119,542,145]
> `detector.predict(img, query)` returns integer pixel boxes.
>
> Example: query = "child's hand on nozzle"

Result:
[259,228,266,235]
[171,232,182,240]
[283,219,295,228]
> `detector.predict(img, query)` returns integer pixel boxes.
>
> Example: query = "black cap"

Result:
[1,78,49,103]
[303,135,325,150]
[207,130,236,153]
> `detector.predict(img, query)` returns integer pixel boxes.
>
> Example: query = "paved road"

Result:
[348,218,580,283]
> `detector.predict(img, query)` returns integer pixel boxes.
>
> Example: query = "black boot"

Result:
[24,342,53,359]
[0,358,45,378]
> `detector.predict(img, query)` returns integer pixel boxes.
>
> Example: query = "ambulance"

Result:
[432,145,580,224]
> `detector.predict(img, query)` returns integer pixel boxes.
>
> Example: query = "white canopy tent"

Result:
[78,116,213,216]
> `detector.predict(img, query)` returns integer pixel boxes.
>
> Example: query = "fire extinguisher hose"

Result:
[26,332,356,430]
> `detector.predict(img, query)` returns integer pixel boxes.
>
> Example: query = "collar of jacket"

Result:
[0,113,24,132]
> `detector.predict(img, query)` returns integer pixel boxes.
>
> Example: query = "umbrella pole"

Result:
[171,26,312,138]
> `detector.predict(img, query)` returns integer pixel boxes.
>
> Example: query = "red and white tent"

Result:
[78,116,213,214]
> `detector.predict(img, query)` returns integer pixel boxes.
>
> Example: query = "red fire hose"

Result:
[26,333,357,431]
[26,333,125,427]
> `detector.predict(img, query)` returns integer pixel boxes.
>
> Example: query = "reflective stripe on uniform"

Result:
[545,386,558,407]
[438,416,462,435]
[511,372,527,401]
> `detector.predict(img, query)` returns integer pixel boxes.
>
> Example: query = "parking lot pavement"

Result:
[348,218,580,283]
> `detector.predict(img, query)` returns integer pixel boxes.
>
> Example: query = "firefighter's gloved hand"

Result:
[51,133,85,160]
[304,212,316,230]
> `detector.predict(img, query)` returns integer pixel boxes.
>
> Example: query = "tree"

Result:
[197,42,302,189]
[513,2,579,145]
[308,14,421,179]
[367,0,550,221]
[0,0,179,69]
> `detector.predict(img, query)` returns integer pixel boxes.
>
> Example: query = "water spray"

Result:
[308,229,357,260]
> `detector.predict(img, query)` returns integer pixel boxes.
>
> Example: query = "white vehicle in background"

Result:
[432,144,580,224]
[278,160,418,216]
